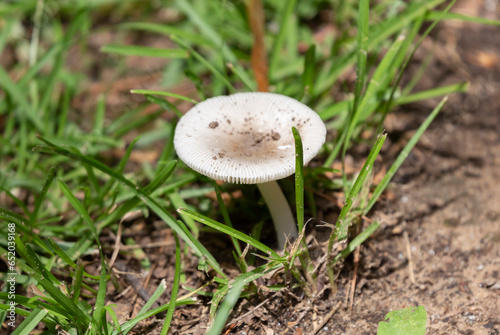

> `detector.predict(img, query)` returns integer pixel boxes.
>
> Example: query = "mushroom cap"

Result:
[174,92,326,184]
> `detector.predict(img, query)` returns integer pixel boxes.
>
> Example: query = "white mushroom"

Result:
[174,92,326,249]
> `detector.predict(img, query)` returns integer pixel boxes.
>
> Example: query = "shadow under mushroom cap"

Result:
[174,92,327,184]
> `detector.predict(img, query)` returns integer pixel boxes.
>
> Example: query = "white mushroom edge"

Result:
[174,92,326,249]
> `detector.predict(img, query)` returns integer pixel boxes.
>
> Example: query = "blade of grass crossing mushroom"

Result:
[365,96,448,214]
[160,233,182,335]
[10,307,47,335]
[35,136,227,280]
[292,127,317,291]
[293,127,305,232]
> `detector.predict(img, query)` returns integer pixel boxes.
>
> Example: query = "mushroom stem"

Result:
[257,181,298,249]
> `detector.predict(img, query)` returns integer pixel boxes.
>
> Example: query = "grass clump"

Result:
[1,0,497,333]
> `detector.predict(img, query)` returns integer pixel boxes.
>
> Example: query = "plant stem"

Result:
[257,181,297,249]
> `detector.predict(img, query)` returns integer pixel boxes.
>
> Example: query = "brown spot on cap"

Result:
[272,132,281,141]
[209,121,219,129]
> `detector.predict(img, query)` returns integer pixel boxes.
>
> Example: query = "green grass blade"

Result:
[160,233,181,335]
[170,35,236,93]
[30,166,56,225]
[56,179,100,247]
[38,9,86,130]
[0,186,31,217]
[113,298,197,335]
[168,191,199,236]
[365,96,448,214]
[269,0,298,79]
[15,237,91,328]
[130,89,198,104]
[119,22,211,45]
[11,307,47,335]
[211,181,244,262]
[103,306,121,333]
[100,44,188,58]
[207,262,283,332]
[426,11,500,26]
[92,256,108,331]
[177,208,280,259]
[206,281,244,335]
[72,260,85,304]
[0,65,42,132]
[333,222,381,264]
[292,127,304,232]
[332,132,386,243]
[121,279,168,335]
[301,44,316,98]
[47,239,101,280]
[174,0,254,89]
[352,0,369,118]
[395,82,468,105]
[143,160,178,195]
